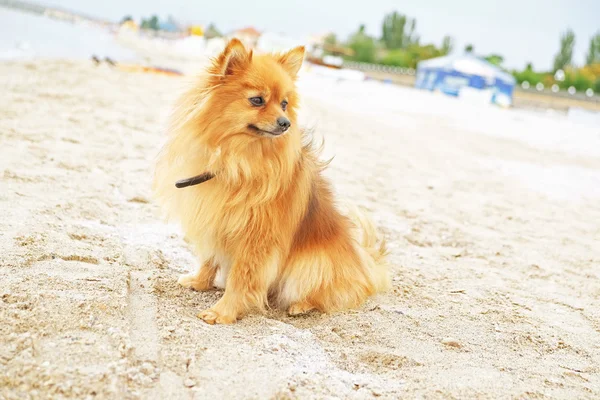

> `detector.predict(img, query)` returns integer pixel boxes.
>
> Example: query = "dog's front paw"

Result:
[198,308,236,325]
[178,273,212,291]
[288,301,315,316]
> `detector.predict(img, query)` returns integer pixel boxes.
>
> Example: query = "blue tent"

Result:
[415,54,516,107]
[159,21,179,32]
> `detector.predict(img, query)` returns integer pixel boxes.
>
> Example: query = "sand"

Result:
[1,60,599,399]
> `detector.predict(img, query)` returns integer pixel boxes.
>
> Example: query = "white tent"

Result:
[416,53,516,106]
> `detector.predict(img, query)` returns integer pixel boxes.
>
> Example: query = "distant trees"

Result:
[381,12,419,50]
[120,15,133,24]
[484,54,504,66]
[586,31,600,65]
[141,15,160,30]
[511,29,598,93]
[341,12,460,68]
[347,25,377,63]
[512,63,544,85]
[440,36,453,55]
[342,12,454,68]
[380,50,413,67]
[552,29,575,72]
[334,11,598,93]
[204,23,222,38]
[379,45,442,68]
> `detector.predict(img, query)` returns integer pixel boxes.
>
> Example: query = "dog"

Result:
[153,39,390,324]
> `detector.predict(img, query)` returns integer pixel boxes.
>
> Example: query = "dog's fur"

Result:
[153,39,390,324]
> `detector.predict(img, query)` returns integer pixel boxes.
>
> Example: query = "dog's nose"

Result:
[277,117,291,130]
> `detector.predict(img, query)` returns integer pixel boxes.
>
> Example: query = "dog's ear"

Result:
[215,39,251,76]
[278,46,305,78]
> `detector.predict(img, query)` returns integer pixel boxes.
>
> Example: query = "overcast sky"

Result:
[45,0,598,70]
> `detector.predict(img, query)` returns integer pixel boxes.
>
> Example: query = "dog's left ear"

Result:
[278,46,305,78]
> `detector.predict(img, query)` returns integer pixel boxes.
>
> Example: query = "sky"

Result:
[45,0,599,70]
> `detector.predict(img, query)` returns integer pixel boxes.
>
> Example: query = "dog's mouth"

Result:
[248,124,287,137]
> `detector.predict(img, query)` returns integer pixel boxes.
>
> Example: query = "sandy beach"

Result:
[1,60,599,399]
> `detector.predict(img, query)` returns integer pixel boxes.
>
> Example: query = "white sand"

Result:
[1,60,599,399]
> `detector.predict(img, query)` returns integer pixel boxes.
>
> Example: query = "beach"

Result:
[1,59,599,399]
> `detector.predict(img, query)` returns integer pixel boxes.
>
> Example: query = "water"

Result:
[0,8,137,61]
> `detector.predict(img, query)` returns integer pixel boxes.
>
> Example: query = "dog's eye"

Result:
[281,100,288,111]
[249,97,265,106]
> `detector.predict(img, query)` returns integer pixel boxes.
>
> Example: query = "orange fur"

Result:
[153,39,390,324]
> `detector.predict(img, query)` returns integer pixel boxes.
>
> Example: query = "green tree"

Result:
[381,44,442,68]
[464,44,474,53]
[440,35,453,55]
[149,15,159,30]
[484,54,504,66]
[560,70,593,91]
[141,15,160,30]
[586,31,600,65]
[380,50,412,67]
[573,72,592,91]
[409,44,442,66]
[347,25,376,63]
[381,12,418,50]
[512,63,545,85]
[205,23,222,38]
[552,29,575,72]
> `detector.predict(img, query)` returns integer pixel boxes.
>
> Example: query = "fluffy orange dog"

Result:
[153,39,390,324]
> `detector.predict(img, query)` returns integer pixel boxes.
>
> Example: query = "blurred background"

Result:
[1,0,599,112]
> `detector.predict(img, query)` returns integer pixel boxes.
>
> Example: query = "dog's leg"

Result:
[199,249,278,324]
[288,300,315,316]
[178,258,218,291]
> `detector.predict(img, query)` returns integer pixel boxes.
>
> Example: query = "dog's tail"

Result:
[348,206,391,293]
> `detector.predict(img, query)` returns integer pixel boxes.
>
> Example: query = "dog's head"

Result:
[205,39,305,139]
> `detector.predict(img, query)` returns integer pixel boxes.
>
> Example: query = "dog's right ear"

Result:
[214,39,251,76]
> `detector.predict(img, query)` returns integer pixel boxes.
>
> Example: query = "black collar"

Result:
[175,172,215,188]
